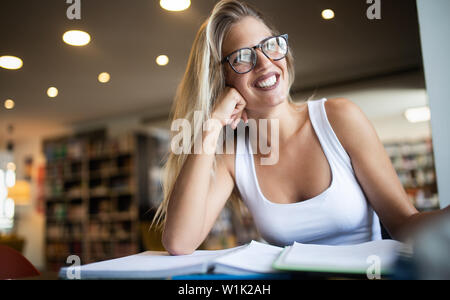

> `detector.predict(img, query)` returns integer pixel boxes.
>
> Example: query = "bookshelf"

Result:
[384,138,439,211]
[43,130,169,271]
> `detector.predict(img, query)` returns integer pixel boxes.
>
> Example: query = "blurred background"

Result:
[0,0,444,273]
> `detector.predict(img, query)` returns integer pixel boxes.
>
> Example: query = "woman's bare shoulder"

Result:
[324,97,366,126]
[324,97,374,154]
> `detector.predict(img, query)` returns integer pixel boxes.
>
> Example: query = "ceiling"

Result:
[0,0,424,142]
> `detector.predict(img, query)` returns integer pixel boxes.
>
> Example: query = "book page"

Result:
[84,248,240,271]
[60,246,244,279]
[212,240,283,274]
[279,240,405,273]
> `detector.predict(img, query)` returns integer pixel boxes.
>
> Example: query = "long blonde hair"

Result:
[152,0,296,230]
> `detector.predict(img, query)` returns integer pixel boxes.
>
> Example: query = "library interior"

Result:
[0,0,449,279]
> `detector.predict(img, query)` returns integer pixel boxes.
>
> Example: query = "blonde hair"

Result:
[152,0,296,230]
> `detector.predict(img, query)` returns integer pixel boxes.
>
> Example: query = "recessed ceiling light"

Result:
[322,9,335,20]
[160,0,191,12]
[405,106,431,123]
[4,99,15,110]
[0,56,23,70]
[47,87,59,98]
[98,72,111,83]
[156,55,169,66]
[63,30,91,46]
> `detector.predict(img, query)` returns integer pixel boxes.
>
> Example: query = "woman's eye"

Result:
[234,52,252,64]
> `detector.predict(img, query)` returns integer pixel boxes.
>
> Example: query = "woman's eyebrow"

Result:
[232,35,273,52]
[258,35,272,44]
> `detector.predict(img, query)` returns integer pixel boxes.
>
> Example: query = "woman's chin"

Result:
[266,97,285,107]
[258,92,288,107]
[251,84,288,106]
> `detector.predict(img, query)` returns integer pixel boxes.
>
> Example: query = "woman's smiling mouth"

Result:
[253,72,280,90]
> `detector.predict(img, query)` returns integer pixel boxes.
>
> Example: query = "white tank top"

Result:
[235,98,382,246]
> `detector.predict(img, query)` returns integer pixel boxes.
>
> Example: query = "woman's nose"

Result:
[253,49,273,72]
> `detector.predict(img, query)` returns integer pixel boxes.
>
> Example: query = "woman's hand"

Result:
[212,87,248,129]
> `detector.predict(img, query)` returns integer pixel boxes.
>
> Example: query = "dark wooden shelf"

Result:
[43,132,166,271]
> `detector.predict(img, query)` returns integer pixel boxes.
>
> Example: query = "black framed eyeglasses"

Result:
[221,34,289,74]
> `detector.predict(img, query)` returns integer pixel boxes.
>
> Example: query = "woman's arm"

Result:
[324,98,448,241]
[163,88,247,255]
[163,125,235,255]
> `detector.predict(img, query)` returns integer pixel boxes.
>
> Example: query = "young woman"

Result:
[154,0,449,255]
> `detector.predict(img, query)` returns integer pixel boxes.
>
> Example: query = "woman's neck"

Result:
[246,100,307,147]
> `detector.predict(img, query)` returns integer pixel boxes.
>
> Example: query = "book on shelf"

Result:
[58,239,408,279]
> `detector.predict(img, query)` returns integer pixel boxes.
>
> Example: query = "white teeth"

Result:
[256,75,277,88]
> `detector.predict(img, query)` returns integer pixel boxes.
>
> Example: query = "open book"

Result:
[59,241,282,279]
[273,240,409,275]
[59,240,407,279]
